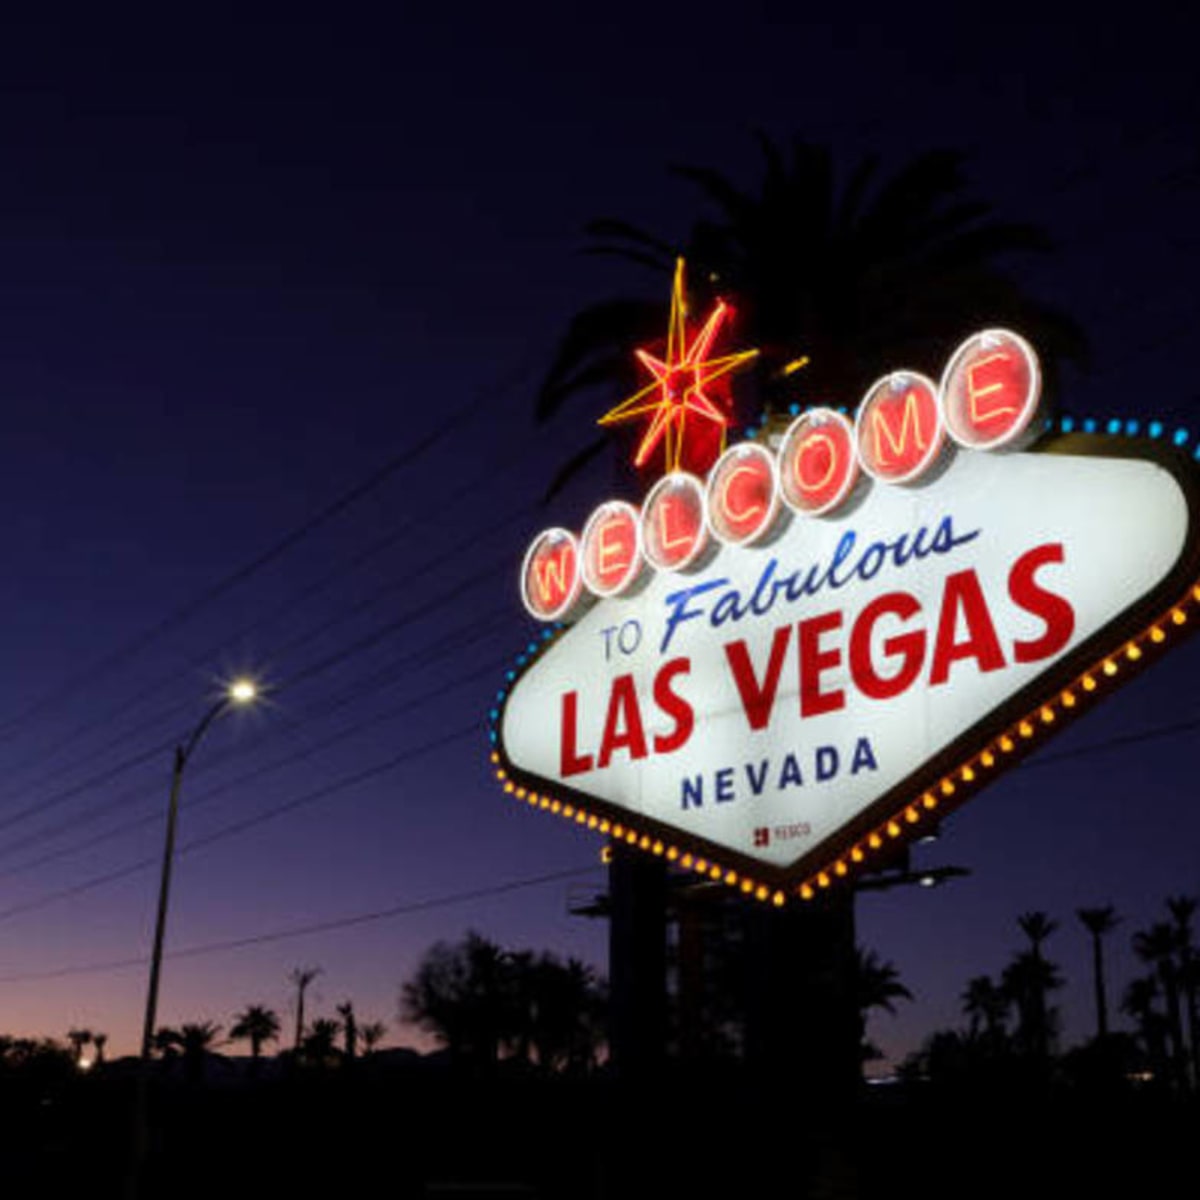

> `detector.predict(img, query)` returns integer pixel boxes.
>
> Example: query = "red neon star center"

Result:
[599,259,758,474]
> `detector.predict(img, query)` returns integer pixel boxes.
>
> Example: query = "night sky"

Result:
[0,7,1195,1067]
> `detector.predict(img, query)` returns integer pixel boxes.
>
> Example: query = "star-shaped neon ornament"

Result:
[599,258,758,476]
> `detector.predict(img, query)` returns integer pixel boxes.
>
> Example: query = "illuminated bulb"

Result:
[756,885,770,901]
[710,865,722,881]
[494,769,506,781]
[1151,626,1166,643]
[906,807,919,823]
[652,840,664,855]
[503,782,514,795]
[539,797,550,809]
[1061,692,1076,708]
[981,751,995,767]
[1082,675,1097,692]
[1000,736,1014,752]
[740,879,753,894]
[1103,660,1118,676]
[941,780,955,797]
[887,821,901,838]
[1041,707,1055,724]
[626,830,638,845]
[851,847,864,863]
[681,854,694,869]
[550,800,562,813]
[1126,644,1142,661]
[526,793,538,806]
[599,821,611,835]
[490,752,500,764]
[695,859,708,874]
[514,787,526,800]
[636,834,648,848]
[962,766,975,782]
[817,872,830,888]
[923,794,938,810]
[1172,608,1186,625]
[1019,721,1034,738]
[575,812,587,824]
[725,870,737,885]
[773,891,786,907]
[835,861,848,876]
[587,816,598,829]
[869,833,883,849]
[666,846,679,861]
[612,825,624,839]
[1193,585,1200,602]
[562,804,574,817]
[228,678,258,705]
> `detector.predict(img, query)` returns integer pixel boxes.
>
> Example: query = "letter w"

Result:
[725,627,792,731]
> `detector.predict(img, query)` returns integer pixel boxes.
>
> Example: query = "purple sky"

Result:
[0,7,1195,1065]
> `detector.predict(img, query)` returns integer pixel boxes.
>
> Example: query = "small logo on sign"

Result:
[753,827,770,848]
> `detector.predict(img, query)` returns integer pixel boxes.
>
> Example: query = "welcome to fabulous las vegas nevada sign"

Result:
[489,261,1200,905]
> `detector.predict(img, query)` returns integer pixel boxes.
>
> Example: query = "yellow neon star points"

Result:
[599,258,758,473]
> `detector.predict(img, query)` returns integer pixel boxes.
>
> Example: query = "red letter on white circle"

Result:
[939,329,1041,450]
[778,409,859,516]
[855,371,945,484]
[707,444,779,545]
[580,501,642,597]
[641,474,708,571]
[521,528,582,621]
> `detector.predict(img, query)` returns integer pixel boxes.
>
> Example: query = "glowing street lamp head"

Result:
[227,677,259,706]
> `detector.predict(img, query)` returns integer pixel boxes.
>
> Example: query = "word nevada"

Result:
[522,328,1040,620]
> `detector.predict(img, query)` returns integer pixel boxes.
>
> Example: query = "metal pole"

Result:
[127,697,227,1199]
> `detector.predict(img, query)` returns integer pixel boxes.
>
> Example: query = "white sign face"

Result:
[498,443,1195,885]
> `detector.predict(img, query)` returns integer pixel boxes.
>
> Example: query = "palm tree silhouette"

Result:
[359,1020,387,1055]
[1077,905,1120,1040]
[853,946,912,1067]
[336,1000,358,1060]
[1134,920,1187,1090]
[961,974,1010,1045]
[1009,912,1062,1062]
[537,136,1085,491]
[178,1021,222,1085]
[230,1004,281,1072]
[1165,895,1199,1089]
[1122,975,1169,1083]
[65,1027,91,1067]
[288,965,323,1052]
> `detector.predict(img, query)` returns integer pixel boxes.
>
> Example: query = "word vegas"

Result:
[522,328,1042,621]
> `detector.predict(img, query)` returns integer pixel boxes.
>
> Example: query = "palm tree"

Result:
[230,1004,281,1070]
[852,946,912,1066]
[961,974,1009,1044]
[178,1021,222,1085]
[65,1028,91,1067]
[1134,920,1187,1090]
[1077,905,1120,1040]
[92,1032,108,1067]
[336,1001,358,1061]
[289,966,322,1052]
[1166,895,1198,1089]
[301,1017,341,1068]
[359,1020,387,1055]
[1123,975,1169,1083]
[1014,911,1060,1061]
[537,136,1085,487]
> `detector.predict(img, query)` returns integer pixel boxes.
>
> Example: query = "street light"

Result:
[128,676,260,1197]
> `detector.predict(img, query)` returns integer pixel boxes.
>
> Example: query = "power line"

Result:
[0,863,599,985]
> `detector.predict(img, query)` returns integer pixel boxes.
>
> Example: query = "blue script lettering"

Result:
[660,515,979,652]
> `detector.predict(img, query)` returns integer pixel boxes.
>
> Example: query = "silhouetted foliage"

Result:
[537,135,1085,494]
[400,931,606,1073]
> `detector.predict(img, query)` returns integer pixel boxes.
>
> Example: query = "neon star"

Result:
[599,258,758,474]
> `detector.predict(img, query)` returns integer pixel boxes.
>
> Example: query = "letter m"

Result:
[872,389,927,466]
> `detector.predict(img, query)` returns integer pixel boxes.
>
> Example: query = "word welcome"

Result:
[521,328,1041,620]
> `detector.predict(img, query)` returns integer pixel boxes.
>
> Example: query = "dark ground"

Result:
[3,1063,1194,1199]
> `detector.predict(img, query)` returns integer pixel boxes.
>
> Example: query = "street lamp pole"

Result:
[127,678,259,1198]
